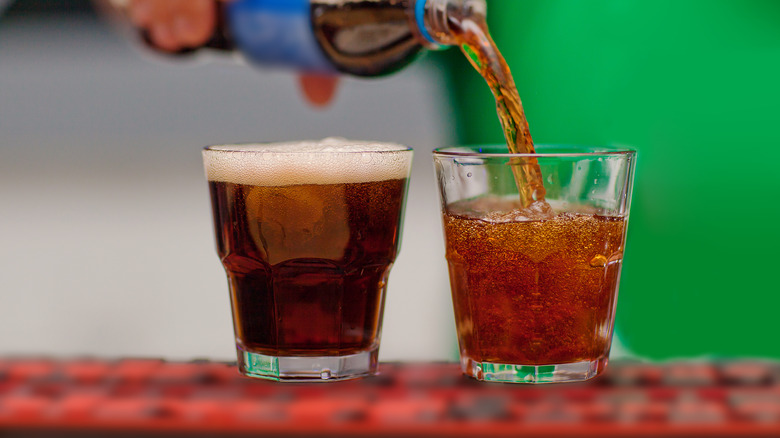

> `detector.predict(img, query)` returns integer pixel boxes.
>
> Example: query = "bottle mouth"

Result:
[415,0,439,45]
[415,0,488,47]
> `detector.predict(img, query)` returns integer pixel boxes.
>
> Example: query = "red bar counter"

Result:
[2,359,780,436]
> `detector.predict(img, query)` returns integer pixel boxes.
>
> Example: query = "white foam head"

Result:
[203,138,413,186]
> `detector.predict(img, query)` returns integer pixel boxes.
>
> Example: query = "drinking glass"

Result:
[434,145,636,383]
[204,140,413,381]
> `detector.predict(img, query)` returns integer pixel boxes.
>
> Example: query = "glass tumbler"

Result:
[204,140,413,381]
[434,145,636,383]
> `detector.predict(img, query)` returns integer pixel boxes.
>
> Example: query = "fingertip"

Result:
[128,0,153,26]
[173,15,212,47]
[150,23,180,52]
[299,73,340,108]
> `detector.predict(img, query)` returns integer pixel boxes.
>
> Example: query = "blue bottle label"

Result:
[227,0,336,73]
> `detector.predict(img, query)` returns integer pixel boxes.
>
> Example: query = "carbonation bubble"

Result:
[589,255,608,267]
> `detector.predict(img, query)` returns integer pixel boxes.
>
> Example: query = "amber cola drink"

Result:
[444,199,627,367]
[434,146,636,384]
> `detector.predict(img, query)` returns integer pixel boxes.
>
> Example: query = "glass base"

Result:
[462,356,608,384]
[237,347,379,382]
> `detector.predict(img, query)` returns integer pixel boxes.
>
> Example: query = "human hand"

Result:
[128,0,217,52]
[125,0,340,106]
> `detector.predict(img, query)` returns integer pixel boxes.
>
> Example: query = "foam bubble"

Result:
[203,138,413,186]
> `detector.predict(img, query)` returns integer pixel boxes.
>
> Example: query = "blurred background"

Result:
[1,0,779,364]
[0,0,456,362]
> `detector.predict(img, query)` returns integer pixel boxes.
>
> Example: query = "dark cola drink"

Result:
[223,0,432,75]
[203,139,412,381]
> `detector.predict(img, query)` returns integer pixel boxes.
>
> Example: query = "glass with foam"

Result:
[203,139,413,381]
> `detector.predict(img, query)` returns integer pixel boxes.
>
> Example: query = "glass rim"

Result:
[203,141,413,155]
[432,144,636,158]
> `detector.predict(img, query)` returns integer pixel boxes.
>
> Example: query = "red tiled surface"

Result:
[1,359,780,436]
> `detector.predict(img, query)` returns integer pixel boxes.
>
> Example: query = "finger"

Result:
[299,73,340,108]
[171,16,204,47]
[189,0,213,14]
[173,0,216,46]
[150,22,181,52]
[128,0,153,26]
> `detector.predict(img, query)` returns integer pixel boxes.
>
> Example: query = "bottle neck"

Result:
[414,0,487,47]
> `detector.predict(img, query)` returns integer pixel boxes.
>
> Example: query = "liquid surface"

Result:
[444,198,626,365]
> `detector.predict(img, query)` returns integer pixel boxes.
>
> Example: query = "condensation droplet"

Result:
[593,179,598,184]
[467,172,473,177]
[547,174,554,184]
[589,255,607,267]
[321,369,332,380]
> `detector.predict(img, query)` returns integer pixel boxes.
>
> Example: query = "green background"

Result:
[439,0,780,360]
